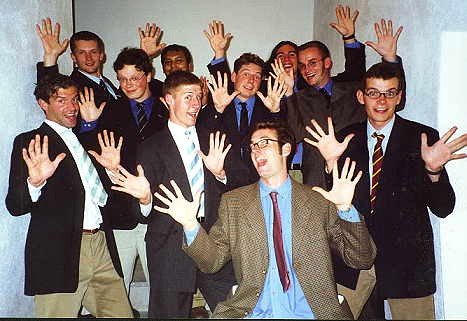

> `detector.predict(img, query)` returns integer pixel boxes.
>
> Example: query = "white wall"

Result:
[313,1,467,319]
[0,0,73,317]
[74,0,314,84]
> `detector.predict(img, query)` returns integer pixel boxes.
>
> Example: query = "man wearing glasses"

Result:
[79,47,168,313]
[146,120,376,319]
[306,62,466,319]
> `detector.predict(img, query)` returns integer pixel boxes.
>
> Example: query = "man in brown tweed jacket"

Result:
[152,121,376,319]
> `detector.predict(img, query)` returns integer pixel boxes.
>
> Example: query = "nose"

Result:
[376,94,387,104]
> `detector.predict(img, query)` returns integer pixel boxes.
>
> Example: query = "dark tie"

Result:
[239,102,249,135]
[269,192,290,292]
[319,87,331,105]
[136,102,149,133]
[370,133,385,214]
[99,79,110,99]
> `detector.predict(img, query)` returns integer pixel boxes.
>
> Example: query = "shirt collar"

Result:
[314,79,333,96]
[77,69,104,84]
[366,114,396,139]
[44,119,73,136]
[259,176,292,200]
[168,120,196,136]
[130,96,155,109]
[234,96,255,111]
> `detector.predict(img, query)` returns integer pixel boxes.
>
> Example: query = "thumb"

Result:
[342,133,355,147]
[365,41,378,51]
[257,91,265,102]
[87,150,98,160]
[98,101,107,111]
[52,152,66,167]
[136,164,145,177]
[198,150,207,161]
[312,186,328,199]
[229,91,240,101]
[420,133,428,149]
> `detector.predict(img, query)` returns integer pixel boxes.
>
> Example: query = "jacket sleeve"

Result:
[333,43,366,83]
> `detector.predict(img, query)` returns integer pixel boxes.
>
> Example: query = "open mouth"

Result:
[255,158,267,168]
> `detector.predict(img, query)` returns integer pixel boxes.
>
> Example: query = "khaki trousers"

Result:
[387,294,435,320]
[337,265,376,319]
[35,231,133,318]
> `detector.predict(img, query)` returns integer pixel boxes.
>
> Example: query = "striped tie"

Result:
[136,102,149,134]
[185,130,205,221]
[65,131,108,206]
[370,132,384,214]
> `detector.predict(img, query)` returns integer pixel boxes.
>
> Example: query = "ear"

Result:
[70,52,77,64]
[37,98,49,113]
[188,62,194,72]
[323,57,332,70]
[163,93,174,109]
[146,72,152,84]
[231,72,237,83]
[282,142,292,157]
[356,89,365,105]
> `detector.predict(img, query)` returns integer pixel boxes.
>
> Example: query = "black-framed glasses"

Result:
[364,88,400,99]
[249,138,280,151]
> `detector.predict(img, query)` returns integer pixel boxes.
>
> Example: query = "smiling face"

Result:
[70,39,104,77]
[298,47,332,87]
[165,84,202,128]
[162,50,192,76]
[38,86,79,128]
[275,44,298,75]
[116,65,151,102]
[231,63,262,101]
[357,77,402,130]
[250,128,290,185]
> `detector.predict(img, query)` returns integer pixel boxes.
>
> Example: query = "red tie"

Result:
[370,133,385,214]
[269,192,290,292]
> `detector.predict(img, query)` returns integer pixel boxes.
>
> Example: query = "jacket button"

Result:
[262,270,266,274]
[256,292,260,297]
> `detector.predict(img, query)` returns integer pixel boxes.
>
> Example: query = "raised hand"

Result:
[329,5,359,42]
[365,19,403,62]
[312,157,362,211]
[257,77,288,113]
[199,131,232,179]
[270,58,294,95]
[304,117,354,171]
[139,22,167,58]
[154,180,201,231]
[200,76,210,106]
[35,17,69,66]
[207,71,239,113]
[22,135,66,187]
[111,164,152,205]
[78,87,106,122]
[88,130,123,171]
[203,20,233,59]
[421,126,467,175]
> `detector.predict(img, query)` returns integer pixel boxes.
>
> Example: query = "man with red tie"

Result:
[305,62,466,319]
[148,120,376,319]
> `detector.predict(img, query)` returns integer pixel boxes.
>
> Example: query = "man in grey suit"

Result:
[149,120,376,319]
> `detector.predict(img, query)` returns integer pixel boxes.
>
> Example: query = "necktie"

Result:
[136,102,149,134]
[239,102,249,135]
[64,130,108,206]
[99,79,110,99]
[269,192,290,292]
[185,130,205,221]
[319,87,331,105]
[370,133,385,214]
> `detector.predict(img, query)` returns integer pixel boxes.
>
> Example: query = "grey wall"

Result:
[74,0,314,83]
[313,0,467,319]
[0,0,72,317]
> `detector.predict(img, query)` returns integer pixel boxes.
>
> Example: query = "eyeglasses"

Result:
[117,72,146,85]
[364,88,400,99]
[298,57,326,71]
[249,138,280,151]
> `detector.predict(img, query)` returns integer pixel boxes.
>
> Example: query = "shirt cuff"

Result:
[344,41,361,49]
[210,57,226,65]
[337,205,361,222]
[27,178,46,202]
[184,223,200,245]
[139,195,153,217]
[79,120,98,133]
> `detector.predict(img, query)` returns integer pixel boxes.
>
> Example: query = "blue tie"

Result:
[185,130,204,221]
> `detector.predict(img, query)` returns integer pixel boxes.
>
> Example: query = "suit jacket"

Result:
[184,180,376,319]
[36,62,120,108]
[333,115,455,298]
[5,123,123,295]
[138,124,247,292]
[79,96,169,229]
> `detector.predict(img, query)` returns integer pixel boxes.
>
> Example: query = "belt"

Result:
[289,163,301,170]
[83,228,100,234]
